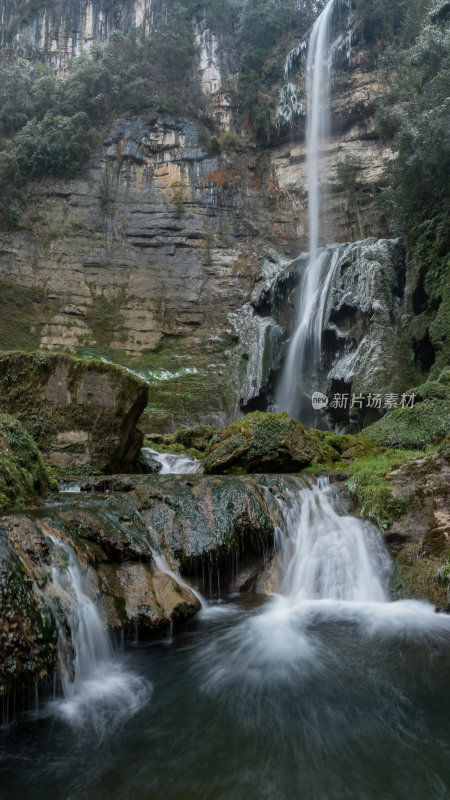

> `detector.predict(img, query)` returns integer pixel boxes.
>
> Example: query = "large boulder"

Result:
[75,472,306,571]
[202,411,326,474]
[0,351,148,472]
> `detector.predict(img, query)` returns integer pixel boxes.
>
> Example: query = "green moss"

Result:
[0,413,51,510]
[85,295,126,349]
[363,375,450,449]
[203,411,325,474]
[0,282,58,352]
[347,448,425,529]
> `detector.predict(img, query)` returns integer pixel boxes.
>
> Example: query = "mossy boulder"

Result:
[0,413,53,510]
[172,425,215,452]
[363,372,450,449]
[0,351,148,473]
[202,411,326,474]
[309,431,375,467]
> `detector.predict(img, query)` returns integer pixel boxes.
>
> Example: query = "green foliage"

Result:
[363,375,450,449]
[375,7,450,370]
[14,112,94,178]
[170,181,188,217]
[354,0,429,46]
[235,0,316,142]
[0,413,51,510]
[347,448,424,528]
[0,3,203,229]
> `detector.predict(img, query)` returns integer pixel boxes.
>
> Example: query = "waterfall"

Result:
[152,550,208,612]
[276,0,345,423]
[48,538,151,730]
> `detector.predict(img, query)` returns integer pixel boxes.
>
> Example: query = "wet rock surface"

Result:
[0,492,201,696]
[384,441,450,610]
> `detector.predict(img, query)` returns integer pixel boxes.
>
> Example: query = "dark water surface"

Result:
[1,596,450,800]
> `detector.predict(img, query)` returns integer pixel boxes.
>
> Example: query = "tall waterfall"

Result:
[276,0,343,422]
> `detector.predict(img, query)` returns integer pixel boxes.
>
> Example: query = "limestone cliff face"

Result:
[0,0,158,66]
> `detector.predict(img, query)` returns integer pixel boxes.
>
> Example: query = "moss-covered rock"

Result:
[0,413,53,510]
[172,425,215,452]
[0,520,58,697]
[0,350,148,473]
[202,411,326,474]
[363,372,450,449]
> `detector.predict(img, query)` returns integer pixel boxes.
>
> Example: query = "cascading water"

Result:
[48,538,151,731]
[141,446,202,474]
[276,0,348,422]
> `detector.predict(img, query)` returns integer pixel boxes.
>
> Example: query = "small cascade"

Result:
[141,447,202,474]
[274,478,390,603]
[58,479,82,493]
[48,538,151,730]
[152,550,208,612]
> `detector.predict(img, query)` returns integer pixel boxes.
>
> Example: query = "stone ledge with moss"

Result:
[72,472,307,572]
[0,351,149,473]
[201,411,327,474]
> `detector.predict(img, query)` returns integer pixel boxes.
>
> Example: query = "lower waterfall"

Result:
[47,538,151,732]
[2,481,450,799]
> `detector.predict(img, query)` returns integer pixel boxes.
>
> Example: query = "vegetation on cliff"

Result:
[374,1,450,373]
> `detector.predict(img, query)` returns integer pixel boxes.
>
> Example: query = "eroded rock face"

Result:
[0,352,148,472]
[383,442,450,610]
